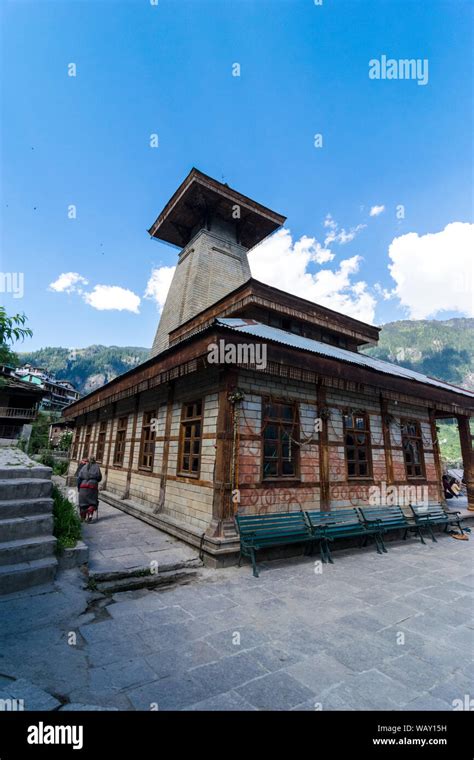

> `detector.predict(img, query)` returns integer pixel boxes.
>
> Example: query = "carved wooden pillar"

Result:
[124,394,140,500]
[102,402,116,491]
[380,396,394,486]
[457,415,474,511]
[157,382,174,513]
[317,382,330,512]
[208,369,238,538]
[429,410,444,505]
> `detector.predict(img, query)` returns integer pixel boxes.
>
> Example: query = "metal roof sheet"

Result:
[215,318,474,399]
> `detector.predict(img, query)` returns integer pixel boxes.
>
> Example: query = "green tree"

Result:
[0,307,33,366]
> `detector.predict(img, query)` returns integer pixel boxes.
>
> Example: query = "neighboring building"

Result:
[49,419,74,448]
[62,168,474,564]
[0,365,45,443]
[15,366,80,412]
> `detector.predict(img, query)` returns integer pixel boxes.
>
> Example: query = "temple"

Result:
[63,169,474,564]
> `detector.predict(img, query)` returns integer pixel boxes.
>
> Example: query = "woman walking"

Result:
[77,456,102,522]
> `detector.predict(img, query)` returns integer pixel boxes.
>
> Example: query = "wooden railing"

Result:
[0,407,37,419]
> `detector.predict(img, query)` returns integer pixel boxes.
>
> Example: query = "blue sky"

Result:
[1,0,472,351]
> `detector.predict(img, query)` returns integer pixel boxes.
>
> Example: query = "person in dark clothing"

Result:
[442,474,458,500]
[75,458,88,490]
[77,457,102,522]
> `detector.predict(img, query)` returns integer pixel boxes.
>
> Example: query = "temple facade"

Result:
[63,169,474,564]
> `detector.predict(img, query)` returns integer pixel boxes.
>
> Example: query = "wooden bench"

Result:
[409,504,465,542]
[305,508,382,563]
[359,506,424,552]
[235,511,312,577]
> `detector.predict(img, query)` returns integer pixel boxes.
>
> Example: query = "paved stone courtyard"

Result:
[0,521,472,711]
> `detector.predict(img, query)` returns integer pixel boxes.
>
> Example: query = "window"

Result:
[72,427,81,459]
[401,420,425,479]
[113,417,128,466]
[262,400,299,479]
[82,425,92,459]
[178,401,203,477]
[96,421,107,463]
[343,412,372,479]
[139,410,156,470]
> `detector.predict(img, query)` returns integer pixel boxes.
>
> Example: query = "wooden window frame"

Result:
[82,424,92,460]
[343,411,373,480]
[139,410,156,471]
[177,400,203,478]
[72,426,81,460]
[113,416,128,466]
[95,420,107,463]
[262,398,300,481]
[401,418,426,480]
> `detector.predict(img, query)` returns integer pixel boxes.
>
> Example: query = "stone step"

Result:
[0,535,56,565]
[0,497,54,519]
[94,567,199,594]
[0,514,54,543]
[0,466,52,480]
[0,479,52,500]
[0,535,57,566]
[89,555,203,583]
[0,557,57,595]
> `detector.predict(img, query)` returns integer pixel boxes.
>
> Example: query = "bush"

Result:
[52,484,82,551]
[53,459,69,476]
[38,451,55,468]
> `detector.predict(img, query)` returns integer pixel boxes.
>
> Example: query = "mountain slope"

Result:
[18,345,149,395]
[363,318,473,390]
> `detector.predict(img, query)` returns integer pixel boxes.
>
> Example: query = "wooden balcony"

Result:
[0,407,37,420]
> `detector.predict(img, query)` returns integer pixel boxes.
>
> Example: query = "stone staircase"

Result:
[0,464,58,594]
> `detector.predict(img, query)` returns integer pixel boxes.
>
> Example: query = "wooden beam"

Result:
[457,414,474,511]
[124,395,140,500]
[380,396,394,485]
[317,382,330,511]
[156,382,175,514]
[429,409,444,505]
[208,369,238,538]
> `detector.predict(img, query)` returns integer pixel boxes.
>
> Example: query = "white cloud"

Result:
[370,205,385,217]
[49,272,88,294]
[248,228,376,323]
[144,265,176,311]
[323,213,366,246]
[387,222,474,319]
[82,285,141,313]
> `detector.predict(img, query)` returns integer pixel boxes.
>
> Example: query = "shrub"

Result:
[53,459,69,476]
[38,451,55,468]
[52,484,82,551]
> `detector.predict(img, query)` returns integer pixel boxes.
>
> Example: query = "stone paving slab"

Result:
[81,500,201,576]
[0,532,472,711]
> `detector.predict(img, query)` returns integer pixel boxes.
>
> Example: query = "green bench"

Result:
[359,505,424,552]
[235,511,312,577]
[305,508,382,563]
[409,504,465,542]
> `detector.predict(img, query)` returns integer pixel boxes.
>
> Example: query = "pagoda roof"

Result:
[147,168,286,249]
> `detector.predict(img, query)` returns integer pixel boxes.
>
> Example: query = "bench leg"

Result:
[377,533,387,554]
[416,526,426,545]
[325,541,334,564]
[428,523,437,542]
[238,550,243,567]
[403,528,408,540]
[250,548,259,578]
[319,541,327,563]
